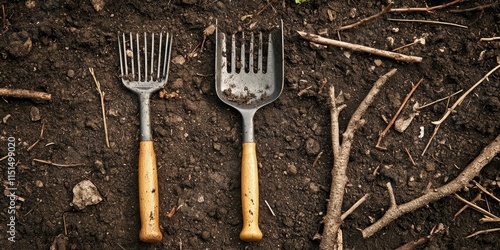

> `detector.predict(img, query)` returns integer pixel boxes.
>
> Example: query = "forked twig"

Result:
[376,78,423,149]
[339,2,394,31]
[297,31,422,63]
[362,134,500,238]
[89,68,110,148]
[320,69,398,250]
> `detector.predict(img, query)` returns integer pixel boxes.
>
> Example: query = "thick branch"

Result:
[362,134,500,238]
[320,69,398,250]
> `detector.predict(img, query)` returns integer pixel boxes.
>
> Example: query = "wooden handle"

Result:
[240,142,263,241]
[138,141,162,243]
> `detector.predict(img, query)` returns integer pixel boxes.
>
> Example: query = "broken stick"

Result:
[320,69,398,250]
[89,68,110,148]
[362,133,500,238]
[0,88,51,101]
[339,2,394,31]
[376,78,423,149]
[297,31,422,63]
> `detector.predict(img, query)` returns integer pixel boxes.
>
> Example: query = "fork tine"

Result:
[240,32,245,72]
[231,33,236,73]
[144,32,148,81]
[118,34,124,77]
[267,32,274,72]
[122,33,128,76]
[129,33,135,79]
[150,33,155,81]
[249,33,254,73]
[157,33,162,80]
[162,33,172,80]
[136,33,141,82]
[257,32,263,73]
[218,32,227,72]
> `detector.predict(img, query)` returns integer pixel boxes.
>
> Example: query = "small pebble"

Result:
[201,230,211,241]
[172,55,186,65]
[197,195,204,203]
[309,182,320,193]
[30,106,41,121]
[171,78,184,89]
[35,180,44,187]
[305,138,321,156]
[67,69,75,78]
[287,164,297,175]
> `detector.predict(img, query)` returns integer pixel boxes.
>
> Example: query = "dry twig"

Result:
[0,88,51,101]
[415,89,463,110]
[453,193,482,219]
[339,2,394,31]
[454,193,499,219]
[450,2,499,13]
[480,37,500,42]
[32,159,86,167]
[466,228,500,238]
[391,0,464,13]
[340,194,369,221]
[27,120,46,152]
[480,217,500,223]
[432,64,500,125]
[362,134,500,238]
[387,18,468,29]
[89,68,110,148]
[473,180,500,203]
[297,31,422,63]
[320,69,398,250]
[396,224,445,250]
[376,78,423,149]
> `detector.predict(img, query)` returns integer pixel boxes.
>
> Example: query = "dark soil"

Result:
[1,0,499,249]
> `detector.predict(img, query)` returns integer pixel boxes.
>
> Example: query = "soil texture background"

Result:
[0,0,499,249]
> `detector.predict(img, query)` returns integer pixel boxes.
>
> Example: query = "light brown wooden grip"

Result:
[138,141,162,243]
[240,142,263,242]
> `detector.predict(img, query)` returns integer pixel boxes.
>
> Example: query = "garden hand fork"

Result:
[118,32,172,243]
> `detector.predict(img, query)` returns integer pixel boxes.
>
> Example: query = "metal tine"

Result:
[150,33,155,81]
[219,33,227,72]
[129,33,135,79]
[136,33,141,82]
[267,32,274,73]
[162,33,172,81]
[121,33,128,77]
[257,32,263,73]
[249,33,254,73]
[144,32,148,82]
[118,34,124,77]
[157,33,162,80]
[240,32,245,72]
[231,33,236,73]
